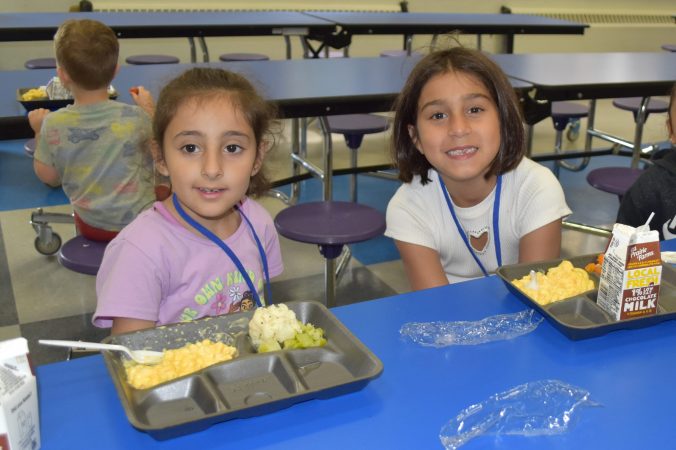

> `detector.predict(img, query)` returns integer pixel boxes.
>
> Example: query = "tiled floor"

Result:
[0,99,670,366]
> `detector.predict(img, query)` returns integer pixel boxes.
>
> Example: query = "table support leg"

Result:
[630,97,649,169]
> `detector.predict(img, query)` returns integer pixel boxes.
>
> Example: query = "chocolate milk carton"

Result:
[0,338,40,450]
[597,223,662,320]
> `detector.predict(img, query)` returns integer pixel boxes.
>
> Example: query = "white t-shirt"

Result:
[385,158,572,284]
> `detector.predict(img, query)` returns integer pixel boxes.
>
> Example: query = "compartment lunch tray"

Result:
[101,301,383,440]
[17,87,118,112]
[497,254,676,340]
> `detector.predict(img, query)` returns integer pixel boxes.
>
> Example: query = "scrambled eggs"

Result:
[125,339,237,389]
[21,87,48,101]
[512,260,595,305]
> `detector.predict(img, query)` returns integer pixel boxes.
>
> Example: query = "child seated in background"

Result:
[386,46,571,290]
[94,67,283,335]
[28,19,156,242]
[617,82,676,240]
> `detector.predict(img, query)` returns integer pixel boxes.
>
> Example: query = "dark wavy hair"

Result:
[153,67,277,197]
[392,46,526,184]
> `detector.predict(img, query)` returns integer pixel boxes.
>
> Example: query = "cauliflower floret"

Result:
[248,304,302,349]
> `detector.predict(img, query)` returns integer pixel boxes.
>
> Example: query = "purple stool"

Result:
[551,102,589,176]
[57,235,107,275]
[25,58,57,69]
[275,201,385,307]
[219,53,269,62]
[661,44,676,52]
[613,97,669,122]
[24,138,36,158]
[326,114,390,202]
[125,54,179,65]
[586,167,643,201]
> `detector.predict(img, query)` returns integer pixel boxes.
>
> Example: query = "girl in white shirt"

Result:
[386,47,571,289]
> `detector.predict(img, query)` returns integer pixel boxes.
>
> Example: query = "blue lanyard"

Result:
[171,193,271,307]
[437,171,502,277]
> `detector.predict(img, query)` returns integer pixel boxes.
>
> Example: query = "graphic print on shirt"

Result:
[467,225,490,254]
[179,269,263,322]
[67,126,107,143]
[664,214,676,240]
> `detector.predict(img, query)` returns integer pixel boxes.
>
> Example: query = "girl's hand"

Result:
[27,108,50,135]
[129,86,154,116]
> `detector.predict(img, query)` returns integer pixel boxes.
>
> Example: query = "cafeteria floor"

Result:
[0,99,670,366]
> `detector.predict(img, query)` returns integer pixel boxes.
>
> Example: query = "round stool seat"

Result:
[327,114,390,150]
[275,201,385,258]
[551,102,589,131]
[125,54,179,65]
[25,58,57,70]
[586,167,643,197]
[24,138,36,158]
[661,44,676,52]
[612,97,669,114]
[57,235,107,275]
[219,53,269,62]
[379,50,422,58]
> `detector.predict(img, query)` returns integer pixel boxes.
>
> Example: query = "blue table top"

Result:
[0,11,336,41]
[303,12,587,35]
[35,241,676,449]
[0,11,586,42]
[492,51,676,101]
[0,56,535,140]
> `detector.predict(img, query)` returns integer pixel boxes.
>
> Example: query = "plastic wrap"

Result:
[440,380,599,449]
[400,309,543,347]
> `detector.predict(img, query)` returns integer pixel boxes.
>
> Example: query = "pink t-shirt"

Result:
[93,199,283,328]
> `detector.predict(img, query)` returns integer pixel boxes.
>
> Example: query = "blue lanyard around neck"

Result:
[171,193,271,307]
[437,171,502,277]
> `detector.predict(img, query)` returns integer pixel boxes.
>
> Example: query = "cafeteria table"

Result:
[0,56,532,201]
[0,11,337,62]
[493,51,676,168]
[35,239,676,449]
[302,11,587,55]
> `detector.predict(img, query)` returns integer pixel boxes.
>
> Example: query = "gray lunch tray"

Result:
[497,254,676,340]
[101,301,383,440]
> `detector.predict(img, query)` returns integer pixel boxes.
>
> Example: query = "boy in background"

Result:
[28,19,155,241]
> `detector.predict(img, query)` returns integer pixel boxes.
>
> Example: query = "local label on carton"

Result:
[597,223,662,321]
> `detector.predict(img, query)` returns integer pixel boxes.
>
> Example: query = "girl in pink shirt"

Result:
[94,67,283,334]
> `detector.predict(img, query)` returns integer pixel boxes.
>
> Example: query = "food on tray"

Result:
[20,87,48,101]
[125,339,236,389]
[512,260,594,305]
[249,304,327,352]
[584,253,604,276]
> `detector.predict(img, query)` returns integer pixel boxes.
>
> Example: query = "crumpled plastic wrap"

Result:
[399,309,543,347]
[45,77,71,100]
[440,380,599,449]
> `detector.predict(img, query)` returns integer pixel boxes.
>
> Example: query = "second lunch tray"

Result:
[101,301,383,440]
[497,254,676,340]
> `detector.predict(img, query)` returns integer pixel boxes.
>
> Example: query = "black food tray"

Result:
[497,254,676,340]
[101,301,383,440]
[17,87,118,111]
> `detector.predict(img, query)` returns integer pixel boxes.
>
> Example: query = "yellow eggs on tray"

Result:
[511,260,595,305]
[100,301,383,440]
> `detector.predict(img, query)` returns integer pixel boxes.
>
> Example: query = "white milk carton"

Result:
[0,338,40,450]
[597,223,662,320]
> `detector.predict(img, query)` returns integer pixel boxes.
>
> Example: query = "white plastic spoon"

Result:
[38,339,164,365]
